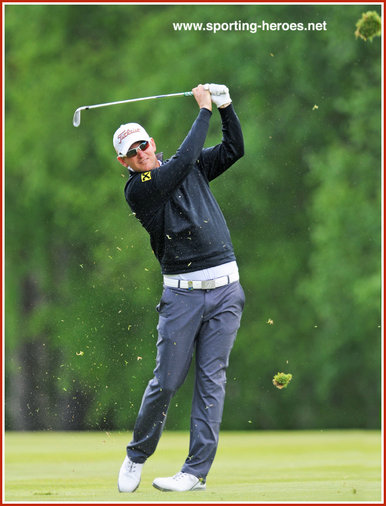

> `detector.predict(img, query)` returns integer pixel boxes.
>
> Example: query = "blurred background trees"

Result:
[5,3,381,430]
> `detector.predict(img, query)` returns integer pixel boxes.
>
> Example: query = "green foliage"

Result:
[273,372,293,389]
[5,4,381,431]
[355,11,382,41]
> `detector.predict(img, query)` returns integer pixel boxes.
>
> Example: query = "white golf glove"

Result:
[204,83,232,108]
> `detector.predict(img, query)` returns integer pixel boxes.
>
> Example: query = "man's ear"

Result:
[117,156,129,168]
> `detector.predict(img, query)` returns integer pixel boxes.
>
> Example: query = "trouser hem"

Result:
[126,449,147,464]
[180,466,207,482]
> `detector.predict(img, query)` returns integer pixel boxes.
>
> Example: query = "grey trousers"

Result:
[126,281,245,480]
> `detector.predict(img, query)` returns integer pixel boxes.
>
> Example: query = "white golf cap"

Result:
[113,122,151,156]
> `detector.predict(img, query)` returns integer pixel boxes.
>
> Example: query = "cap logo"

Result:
[117,127,141,144]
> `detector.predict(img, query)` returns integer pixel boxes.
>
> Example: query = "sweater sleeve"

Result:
[126,108,212,210]
[198,104,244,182]
[154,108,211,192]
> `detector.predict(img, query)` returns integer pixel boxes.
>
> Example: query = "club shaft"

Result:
[73,91,193,127]
[83,92,192,111]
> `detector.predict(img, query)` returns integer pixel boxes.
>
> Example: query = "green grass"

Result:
[4,430,382,502]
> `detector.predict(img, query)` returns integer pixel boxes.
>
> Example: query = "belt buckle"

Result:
[202,279,216,289]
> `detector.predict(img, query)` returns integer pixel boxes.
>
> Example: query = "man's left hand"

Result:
[204,84,232,108]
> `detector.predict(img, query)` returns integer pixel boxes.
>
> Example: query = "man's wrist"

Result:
[199,103,212,111]
[219,102,232,109]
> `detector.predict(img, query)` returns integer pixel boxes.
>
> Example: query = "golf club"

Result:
[73,91,193,127]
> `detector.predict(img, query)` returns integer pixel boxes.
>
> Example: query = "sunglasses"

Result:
[125,140,150,158]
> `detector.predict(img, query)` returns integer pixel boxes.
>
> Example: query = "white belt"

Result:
[163,272,239,290]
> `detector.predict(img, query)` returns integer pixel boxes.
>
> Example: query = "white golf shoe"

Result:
[152,471,206,492]
[118,456,143,492]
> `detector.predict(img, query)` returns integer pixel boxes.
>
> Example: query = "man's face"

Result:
[119,138,159,172]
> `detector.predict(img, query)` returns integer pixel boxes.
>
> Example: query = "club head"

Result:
[73,108,81,127]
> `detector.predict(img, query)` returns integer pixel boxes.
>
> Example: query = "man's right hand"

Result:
[192,84,212,112]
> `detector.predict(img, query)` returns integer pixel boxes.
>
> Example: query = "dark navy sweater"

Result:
[124,105,244,274]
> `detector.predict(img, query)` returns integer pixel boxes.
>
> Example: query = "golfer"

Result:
[114,83,245,492]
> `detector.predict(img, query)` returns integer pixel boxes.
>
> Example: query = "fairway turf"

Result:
[4,430,382,502]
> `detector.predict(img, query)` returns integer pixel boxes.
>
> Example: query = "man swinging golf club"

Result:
[114,83,245,493]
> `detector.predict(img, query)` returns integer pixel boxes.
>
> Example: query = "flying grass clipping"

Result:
[273,372,293,390]
[355,11,382,41]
